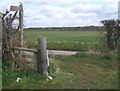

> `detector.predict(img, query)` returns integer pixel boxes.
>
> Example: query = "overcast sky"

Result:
[0,0,119,28]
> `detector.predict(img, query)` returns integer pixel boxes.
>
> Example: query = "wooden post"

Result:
[118,1,120,20]
[33,53,37,70]
[19,3,23,47]
[37,36,48,75]
[0,17,2,60]
[0,16,2,90]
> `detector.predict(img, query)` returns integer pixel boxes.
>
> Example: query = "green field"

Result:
[25,30,104,42]
[24,30,105,51]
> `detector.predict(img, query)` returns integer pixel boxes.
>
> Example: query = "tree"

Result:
[101,19,120,50]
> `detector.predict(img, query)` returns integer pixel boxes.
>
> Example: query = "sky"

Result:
[0,0,119,28]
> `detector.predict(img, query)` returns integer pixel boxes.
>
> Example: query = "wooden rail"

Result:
[12,47,37,53]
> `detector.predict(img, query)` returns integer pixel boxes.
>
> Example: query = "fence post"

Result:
[118,1,120,20]
[0,16,2,90]
[37,36,48,75]
[0,17,2,60]
[19,3,23,47]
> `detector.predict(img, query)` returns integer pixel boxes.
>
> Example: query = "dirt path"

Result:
[24,50,101,58]
[48,50,78,55]
[48,50,103,55]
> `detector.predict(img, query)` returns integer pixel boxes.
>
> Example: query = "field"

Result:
[3,52,118,89]
[24,30,105,51]
[3,30,118,89]
[24,30,104,42]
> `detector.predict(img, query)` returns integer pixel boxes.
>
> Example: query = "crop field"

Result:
[24,30,105,51]
[24,30,104,42]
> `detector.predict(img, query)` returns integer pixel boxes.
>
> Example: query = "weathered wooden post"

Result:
[0,16,2,60]
[118,1,120,20]
[10,3,24,47]
[0,16,2,91]
[19,3,24,47]
[118,2,120,61]
[37,36,48,75]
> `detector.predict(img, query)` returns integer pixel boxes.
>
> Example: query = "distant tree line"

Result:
[25,26,104,31]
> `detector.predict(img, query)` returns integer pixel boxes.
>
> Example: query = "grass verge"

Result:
[2,52,118,89]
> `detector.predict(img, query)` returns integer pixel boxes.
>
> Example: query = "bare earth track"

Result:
[48,50,78,55]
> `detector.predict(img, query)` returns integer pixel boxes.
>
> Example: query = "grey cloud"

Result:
[22,1,118,27]
[71,3,117,20]
[39,9,53,17]
[24,2,47,5]
[71,4,100,13]
[38,6,58,17]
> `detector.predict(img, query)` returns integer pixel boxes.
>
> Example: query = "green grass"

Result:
[3,30,117,89]
[2,52,118,89]
[24,30,105,51]
[25,30,104,42]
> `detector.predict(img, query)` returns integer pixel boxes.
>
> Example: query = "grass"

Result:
[24,30,104,42]
[2,52,118,89]
[24,30,105,51]
[2,30,118,89]
[26,41,104,51]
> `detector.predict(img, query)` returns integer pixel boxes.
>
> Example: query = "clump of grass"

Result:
[101,53,112,59]
[73,52,117,60]
[2,69,47,89]
[99,52,117,60]
[2,61,48,88]
[74,53,88,58]
[2,61,11,69]
[73,52,101,59]
[72,52,118,70]
[48,61,58,76]
[2,69,19,85]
